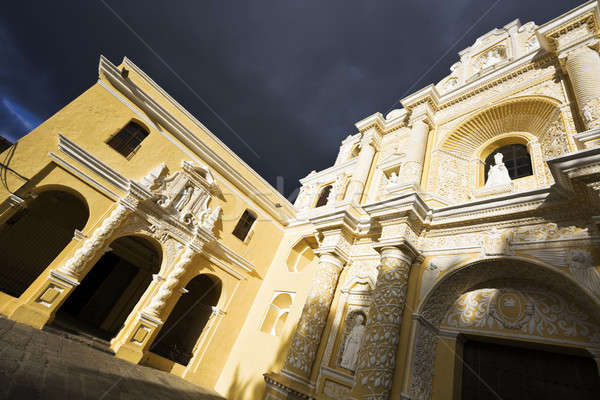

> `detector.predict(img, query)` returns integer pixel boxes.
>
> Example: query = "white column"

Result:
[565,46,600,130]
[56,199,134,278]
[345,137,376,203]
[282,252,344,381]
[349,246,416,400]
[144,246,196,317]
[399,119,429,185]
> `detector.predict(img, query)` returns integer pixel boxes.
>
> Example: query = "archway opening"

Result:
[0,190,89,297]
[55,235,161,341]
[152,274,222,366]
[409,258,600,400]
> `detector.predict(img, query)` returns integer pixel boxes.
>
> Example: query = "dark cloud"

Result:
[0,0,583,198]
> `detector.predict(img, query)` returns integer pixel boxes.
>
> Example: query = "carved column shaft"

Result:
[57,200,134,278]
[400,119,429,185]
[350,246,414,400]
[283,252,343,380]
[144,245,196,317]
[565,46,600,130]
[346,140,376,203]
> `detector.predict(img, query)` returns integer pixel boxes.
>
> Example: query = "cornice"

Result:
[537,1,599,52]
[548,144,600,184]
[299,157,358,185]
[98,56,294,225]
[308,203,370,236]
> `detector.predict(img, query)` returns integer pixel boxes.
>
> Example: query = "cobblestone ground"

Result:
[0,317,225,400]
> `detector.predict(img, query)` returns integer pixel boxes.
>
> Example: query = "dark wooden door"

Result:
[461,339,599,400]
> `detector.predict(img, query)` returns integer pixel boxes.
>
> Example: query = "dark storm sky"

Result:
[0,1,583,198]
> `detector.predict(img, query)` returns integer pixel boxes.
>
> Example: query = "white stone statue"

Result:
[484,152,512,188]
[340,314,366,371]
[174,186,193,211]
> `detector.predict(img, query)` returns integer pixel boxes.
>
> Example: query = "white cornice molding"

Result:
[299,157,358,185]
[48,152,120,200]
[98,56,294,225]
[537,1,599,51]
[58,134,130,191]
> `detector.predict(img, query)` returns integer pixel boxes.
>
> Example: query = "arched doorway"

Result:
[461,336,599,400]
[0,190,89,297]
[408,258,600,400]
[151,274,222,366]
[55,235,161,341]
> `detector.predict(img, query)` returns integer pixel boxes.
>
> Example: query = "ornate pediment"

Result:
[141,161,222,234]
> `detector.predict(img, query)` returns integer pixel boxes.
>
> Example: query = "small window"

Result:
[315,185,332,208]
[107,121,149,157]
[348,144,360,159]
[484,144,532,182]
[232,210,257,241]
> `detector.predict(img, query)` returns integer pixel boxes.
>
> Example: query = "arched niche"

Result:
[0,189,89,297]
[56,234,162,340]
[152,273,222,366]
[407,257,600,400]
[439,96,565,158]
[286,237,318,272]
[261,292,294,336]
[435,97,571,200]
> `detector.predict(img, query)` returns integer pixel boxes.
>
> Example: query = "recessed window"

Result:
[484,144,532,182]
[107,121,149,158]
[232,210,257,241]
[315,185,332,208]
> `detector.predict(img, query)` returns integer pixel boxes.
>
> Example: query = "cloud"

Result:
[0,97,41,142]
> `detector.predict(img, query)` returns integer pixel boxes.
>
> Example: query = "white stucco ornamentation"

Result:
[568,249,600,296]
[350,248,413,400]
[57,199,136,277]
[144,245,197,317]
[443,287,600,343]
[142,162,221,233]
[283,253,343,379]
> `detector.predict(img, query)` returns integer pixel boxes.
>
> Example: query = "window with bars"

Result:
[315,185,332,208]
[106,122,149,158]
[484,144,533,182]
[232,210,257,241]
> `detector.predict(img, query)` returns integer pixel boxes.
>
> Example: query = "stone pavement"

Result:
[0,317,226,400]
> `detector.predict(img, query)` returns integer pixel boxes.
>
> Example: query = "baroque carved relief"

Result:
[442,286,600,344]
[142,162,221,234]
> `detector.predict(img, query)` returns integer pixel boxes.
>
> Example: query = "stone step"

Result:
[43,323,114,355]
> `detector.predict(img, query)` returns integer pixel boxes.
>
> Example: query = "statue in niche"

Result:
[340,313,366,371]
[173,186,193,211]
[484,152,512,188]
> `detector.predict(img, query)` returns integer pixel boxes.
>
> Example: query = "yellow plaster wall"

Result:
[214,225,318,399]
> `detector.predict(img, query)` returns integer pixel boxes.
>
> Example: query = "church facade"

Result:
[2,2,600,399]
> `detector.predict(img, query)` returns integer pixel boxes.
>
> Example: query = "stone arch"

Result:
[286,236,318,272]
[151,273,222,366]
[55,234,162,340]
[0,188,89,297]
[407,257,600,400]
[434,97,569,201]
[261,292,294,336]
[439,96,565,158]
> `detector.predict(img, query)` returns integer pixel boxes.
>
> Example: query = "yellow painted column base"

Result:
[112,311,163,365]
[6,270,79,330]
[8,302,53,329]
